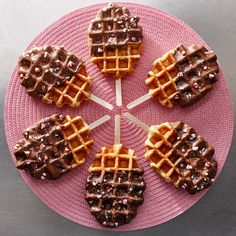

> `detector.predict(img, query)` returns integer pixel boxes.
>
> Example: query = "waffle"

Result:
[86,145,145,227]
[146,44,219,107]
[42,63,91,108]
[14,114,93,180]
[146,50,179,107]
[18,45,91,107]
[88,3,143,79]
[145,121,217,194]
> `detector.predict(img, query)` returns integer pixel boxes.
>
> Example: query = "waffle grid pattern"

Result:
[61,115,93,168]
[145,122,217,194]
[174,44,219,106]
[14,115,93,179]
[43,64,91,108]
[86,145,145,227]
[18,46,84,99]
[146,44,219,107]
[146,51,179,107]
[89,4,143,79]
[14,115,74,179]
[145,122,179,183]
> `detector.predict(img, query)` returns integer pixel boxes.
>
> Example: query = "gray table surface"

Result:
[0,0,235,235]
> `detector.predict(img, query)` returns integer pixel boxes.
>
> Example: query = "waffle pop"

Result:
[18,46,113,110]
[85,115,145,227]
[127,44,219,109]
[88,3,143,106]
[14,114,110,180]
[124,113,218,194]
[145,121,217,194]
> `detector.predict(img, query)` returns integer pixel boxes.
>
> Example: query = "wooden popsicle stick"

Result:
[90,94,113,110]
[115,79,122,107]
[88,115,111,130]
[124,112,150,133]
[114,115,121,145]
[126,93,151,110]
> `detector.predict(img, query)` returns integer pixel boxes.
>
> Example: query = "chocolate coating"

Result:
[88,3,143,57]
[14,114,73,179]
[146,121,218,194]
[173,44,219,106]
[18,46,84,98]
[85,145,145,227]
[170,121,217,194]
[86,169,145,227]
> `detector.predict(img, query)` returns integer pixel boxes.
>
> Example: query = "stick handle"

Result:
[127,93,151,110]
[115,79,122,107]
[124,112,149,133]
[90,94,113,110]
[88,115,111,130]
[114,115,121,145]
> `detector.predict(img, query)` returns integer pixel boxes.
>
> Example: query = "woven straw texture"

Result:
[4,2,233,231]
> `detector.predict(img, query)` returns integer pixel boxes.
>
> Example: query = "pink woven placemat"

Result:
[4,2,234,231]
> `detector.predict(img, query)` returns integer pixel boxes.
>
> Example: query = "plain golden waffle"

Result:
[88,3,143,79]
[60,115,93,168]
[14,114,93,179]
[146,44,219,107]
[86,144,145,227]
[146,50,179,108]
[145,121,217,194]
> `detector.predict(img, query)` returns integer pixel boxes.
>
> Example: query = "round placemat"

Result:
[4,2,234,231]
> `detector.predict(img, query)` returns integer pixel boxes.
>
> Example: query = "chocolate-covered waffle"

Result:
[14,114,93,179]
[86,144,145,227]
[146,44,219,107]
[145,121,217,194]
[18,45,91,108]
[88,3,143,79]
